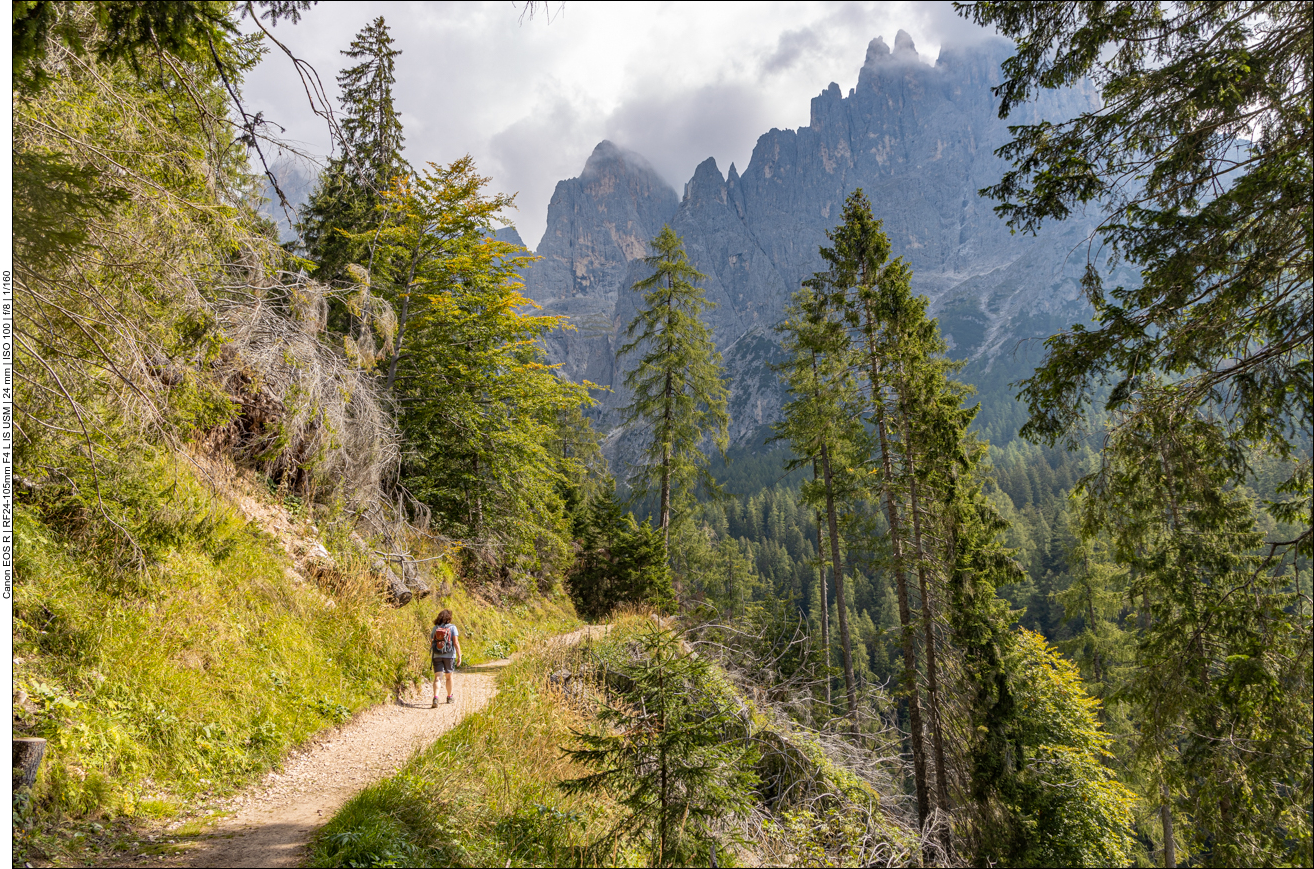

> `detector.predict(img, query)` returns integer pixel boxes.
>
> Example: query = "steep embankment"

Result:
[11,448,580,868]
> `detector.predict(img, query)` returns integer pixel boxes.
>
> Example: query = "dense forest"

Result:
[11,2,1311,868]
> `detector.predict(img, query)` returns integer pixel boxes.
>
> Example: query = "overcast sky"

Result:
[241,1,995,248]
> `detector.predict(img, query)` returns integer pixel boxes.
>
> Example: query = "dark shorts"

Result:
[432,656,456,673]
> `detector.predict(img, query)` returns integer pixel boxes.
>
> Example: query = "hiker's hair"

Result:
[435,609,453,626]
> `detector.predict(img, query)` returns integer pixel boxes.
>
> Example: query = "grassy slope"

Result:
[308,638,635,868]
[11,447,580,865]
[309,614,919,869]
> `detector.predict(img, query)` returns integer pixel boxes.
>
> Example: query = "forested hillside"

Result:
[10,3,591,862]
[10,3,1310,868]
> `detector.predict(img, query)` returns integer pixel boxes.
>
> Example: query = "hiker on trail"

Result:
[431,609,462,707]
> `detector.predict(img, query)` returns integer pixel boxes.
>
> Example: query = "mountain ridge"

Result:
[519,33,1109,451]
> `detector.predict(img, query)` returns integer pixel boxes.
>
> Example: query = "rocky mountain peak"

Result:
[521,32,1108,453]
[893,29,919,61]
[522,140,677,388]
[864,36,890,64]
[579,139,660,184]
[685,157,727,206]
[863,31,921,69]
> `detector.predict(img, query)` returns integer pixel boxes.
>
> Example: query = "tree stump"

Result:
[13,737,46,789]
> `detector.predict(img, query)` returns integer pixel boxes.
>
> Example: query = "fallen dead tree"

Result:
[210,269,398,512]
[201,259,451,606]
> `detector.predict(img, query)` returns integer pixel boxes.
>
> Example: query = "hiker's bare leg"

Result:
[432,672,440,699]
[444,670,454,697]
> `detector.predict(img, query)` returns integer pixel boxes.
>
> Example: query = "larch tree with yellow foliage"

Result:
[988,630,1138,867]
[350,158,594,578]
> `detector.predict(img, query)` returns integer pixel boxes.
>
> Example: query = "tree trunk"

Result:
[903,425,952,847]
[659,659,670,866]
[660,370,672,554]
[385,245,422,391]
[814,492,832,711]
[399,556,431,599]
[660,742,669,864]
[659,277,676,557]
[1161,780,1176,868]
[371,558,412,606]
[471,454,484,534]
[1085,575,1103,686]
[819,442,857,716]
[875,401,930,829]
[860,301,931,829]
[385,290,409,390]
[13,737,45,788]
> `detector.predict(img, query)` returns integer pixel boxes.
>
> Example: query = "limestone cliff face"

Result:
[711,33,1101,358]
[524,33,1105,452]
[525,141,678,393]
[493,226,525,247]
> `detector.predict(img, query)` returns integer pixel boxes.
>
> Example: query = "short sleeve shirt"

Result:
[431,623,459,658]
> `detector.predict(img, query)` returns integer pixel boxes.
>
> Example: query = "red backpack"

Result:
[432,624,455,656]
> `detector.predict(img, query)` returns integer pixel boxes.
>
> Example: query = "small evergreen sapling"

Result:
[561,628,758,867]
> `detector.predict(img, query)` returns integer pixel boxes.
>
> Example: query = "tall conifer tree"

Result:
[299,16,408,284]
[775,287,863,717]
[805,190,940,824]
[618,226,729,556]
[1080,397,1312,866]
[958,6,1313,861]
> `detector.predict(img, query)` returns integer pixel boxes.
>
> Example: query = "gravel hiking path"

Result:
[107,626,606,869]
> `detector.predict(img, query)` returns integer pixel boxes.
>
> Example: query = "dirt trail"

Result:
[115,626,605,869]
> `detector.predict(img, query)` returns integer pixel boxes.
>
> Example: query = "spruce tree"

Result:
[776,195,1141,865]
[1081,395,1312,867]
[1055,532,1130,700]
[774,285,864,717]
[959,9,1312,859]
[299,16,408,284]
[805,189,943,825]
[956,2,1311,483]
[561,628,759,866]
[569,486,673,620]
[617,225,729,556]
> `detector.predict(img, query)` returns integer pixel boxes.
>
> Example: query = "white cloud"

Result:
[240,1,999,248]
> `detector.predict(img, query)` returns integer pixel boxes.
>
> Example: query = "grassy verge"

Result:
[308,612,921,868]
[10,447,579,866]
[307,615,655,868]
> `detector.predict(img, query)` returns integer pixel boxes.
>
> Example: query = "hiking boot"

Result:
[431,697,438,708]
[446,695,454,704]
